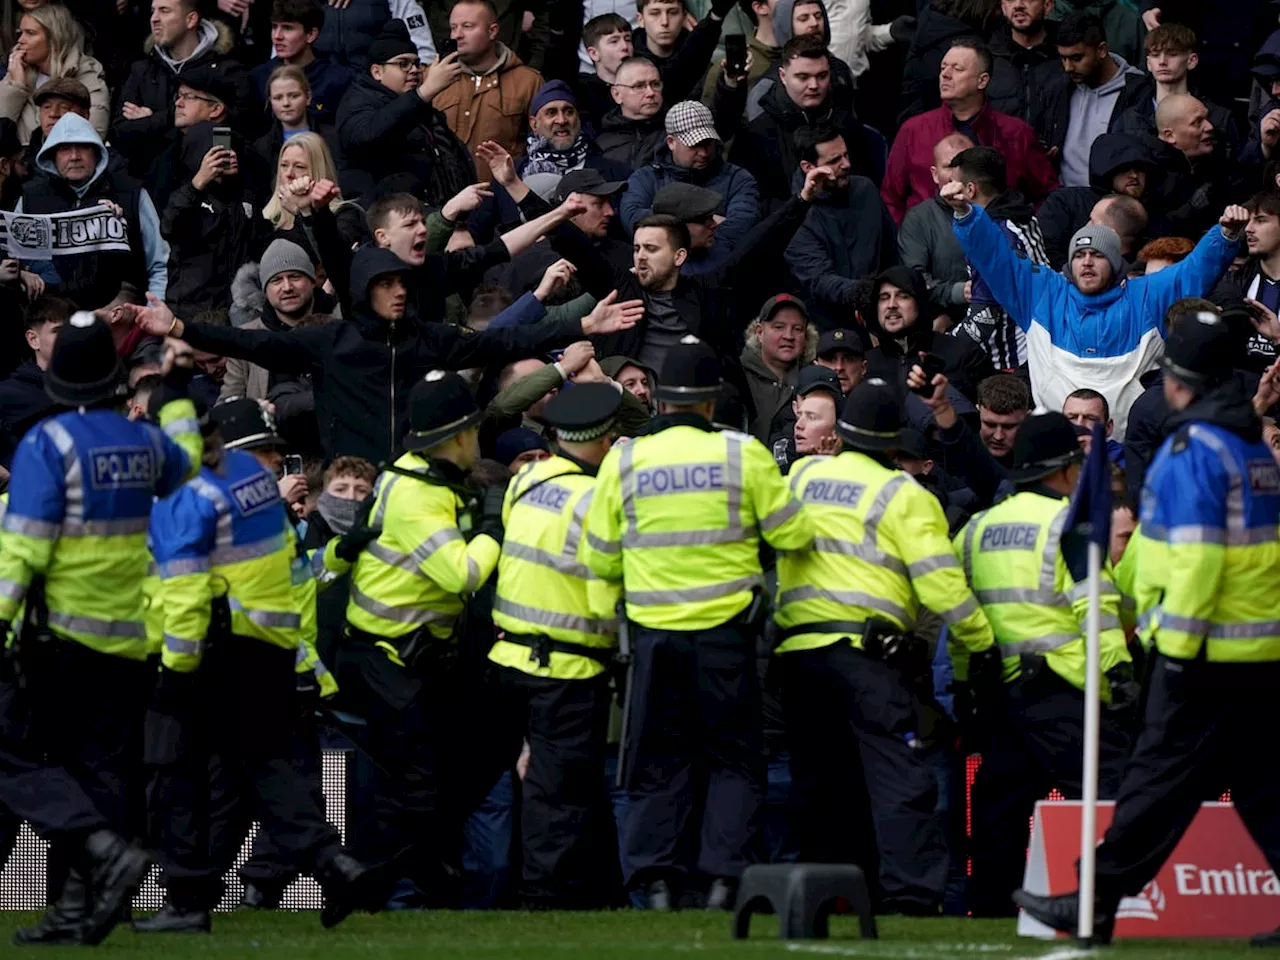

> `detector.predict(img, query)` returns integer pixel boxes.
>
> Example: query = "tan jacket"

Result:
[0,49,110,144]
[434,45,542,181]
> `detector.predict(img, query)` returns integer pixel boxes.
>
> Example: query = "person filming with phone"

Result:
[160,61,264,322]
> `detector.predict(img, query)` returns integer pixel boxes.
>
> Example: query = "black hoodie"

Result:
[862,264,995,402]
[0,359,56,469]
[1035,132,1156,269]
[179,246,588,463]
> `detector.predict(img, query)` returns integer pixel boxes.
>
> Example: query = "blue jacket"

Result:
[619,149,760,276]
[0,404,199,656]
[952,203,1238,439]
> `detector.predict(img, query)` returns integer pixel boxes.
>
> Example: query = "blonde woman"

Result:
[262,131,346,232]
[0,2,107,143]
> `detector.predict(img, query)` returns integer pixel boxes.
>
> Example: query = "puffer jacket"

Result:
[0,48,109,145]
[595,109,666,171]
[432,46,543,181]
[336,70,476,204]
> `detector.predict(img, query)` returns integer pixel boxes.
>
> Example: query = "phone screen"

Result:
[439,37,458,58]
[283,454,304,476]
[211,126,232,151]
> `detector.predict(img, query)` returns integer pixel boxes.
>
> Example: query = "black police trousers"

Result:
[148,635,342,911]
[622,622,764,888]
[968,667,1129,916]
[490,665,613,908]
[0,640,149,847]
[234,715,330,899]
[1092,655,1280,907]
[776,640,947,912]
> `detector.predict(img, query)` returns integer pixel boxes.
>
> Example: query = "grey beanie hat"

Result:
[259,239,316,290]
[1066,225,1123,288]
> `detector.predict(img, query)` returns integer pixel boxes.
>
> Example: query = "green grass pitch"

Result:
[0,911,1268,958]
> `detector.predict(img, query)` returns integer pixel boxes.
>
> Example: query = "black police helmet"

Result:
[1009,411,1083,484]
[44,311,122,406]
[836,377,902,451]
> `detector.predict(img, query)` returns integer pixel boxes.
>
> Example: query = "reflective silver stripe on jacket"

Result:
[164,417,201,440]
[585,530,620,554]
[1185,424,1264,545]
[229,598,301,629]
[1159,613,1212,635]
[1209,620,1280,639]
[3,514,59,538]
[777,585,908,624]
[627,574,764,607]
[998,633,1077,656]
[907,554,959,578]
[61,517,152,538]
[164,633,202,656]
[157,557,212,578]
[212,533,288,567]
[43,420,84,524]
[366,526,465,578]
[492,596,615,637]
[349,584,457,627]
[502,541,594,579]
[810,536,907,577]
[0,577,25,601]
[48,612,146,639]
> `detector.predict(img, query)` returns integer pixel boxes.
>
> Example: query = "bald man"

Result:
[1090,194,1148,260]
[897,133,977,314]
[1156,93,1215,161]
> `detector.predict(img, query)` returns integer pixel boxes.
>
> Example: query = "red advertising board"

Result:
[1019,801,1280,939]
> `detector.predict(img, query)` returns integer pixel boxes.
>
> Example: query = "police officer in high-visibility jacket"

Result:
[489,382,623,909]
[1015,313,1280,946]
[140,399,371,933]
[0,313,201,946]
[956,411,1134,917]
[582,336,814,910]
[772,377,996,914]
[337,371,504,903]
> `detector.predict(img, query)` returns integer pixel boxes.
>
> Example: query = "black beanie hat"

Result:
[369,19,418,65]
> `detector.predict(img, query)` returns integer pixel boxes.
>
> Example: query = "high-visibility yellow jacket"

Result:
[956,489,1131,691]
[291,542,337,698]
[149,450,303,673]
[0,400,201,657]
[345,453,500,641]
[583,419,814,630]
[1137,420,1280,662]
[775,453,994,668]
[490,455,621,680]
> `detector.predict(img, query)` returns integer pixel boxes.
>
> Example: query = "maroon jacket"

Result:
[880,103,1058,226]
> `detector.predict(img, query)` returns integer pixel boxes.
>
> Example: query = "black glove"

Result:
[967,644,1004,695]
[1105,662,1141,715]
[475,484,507,545]
[889,14,916,42]
[334,493,382,563]
[710,0,736,21]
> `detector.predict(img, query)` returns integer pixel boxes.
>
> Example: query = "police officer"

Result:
[956,410,1134,917]
[140,399,372,933]
[583,336,815,910]
[0,313,202,945]
[1014,314,1280,946]
[488,382,623,909]
[336,371,504,905]
[772,377,996,914]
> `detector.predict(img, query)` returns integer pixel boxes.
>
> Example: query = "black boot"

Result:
[318,851,377,929]
[241,880,286,910]
[78,830,152,946]
[1251,925,1280,947]
[13,869,89,945]
[705,878,736,911]
[645,879,674,912]
[132,901,212,933]
[1011,889,1114,945]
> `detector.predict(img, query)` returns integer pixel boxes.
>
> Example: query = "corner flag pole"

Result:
[1072,421,1110,946]
[1078,536,1103,944]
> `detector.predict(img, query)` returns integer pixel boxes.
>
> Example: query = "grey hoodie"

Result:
[1058,54,1142,187]
[153,18,220,73]
[745,0,833,120]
